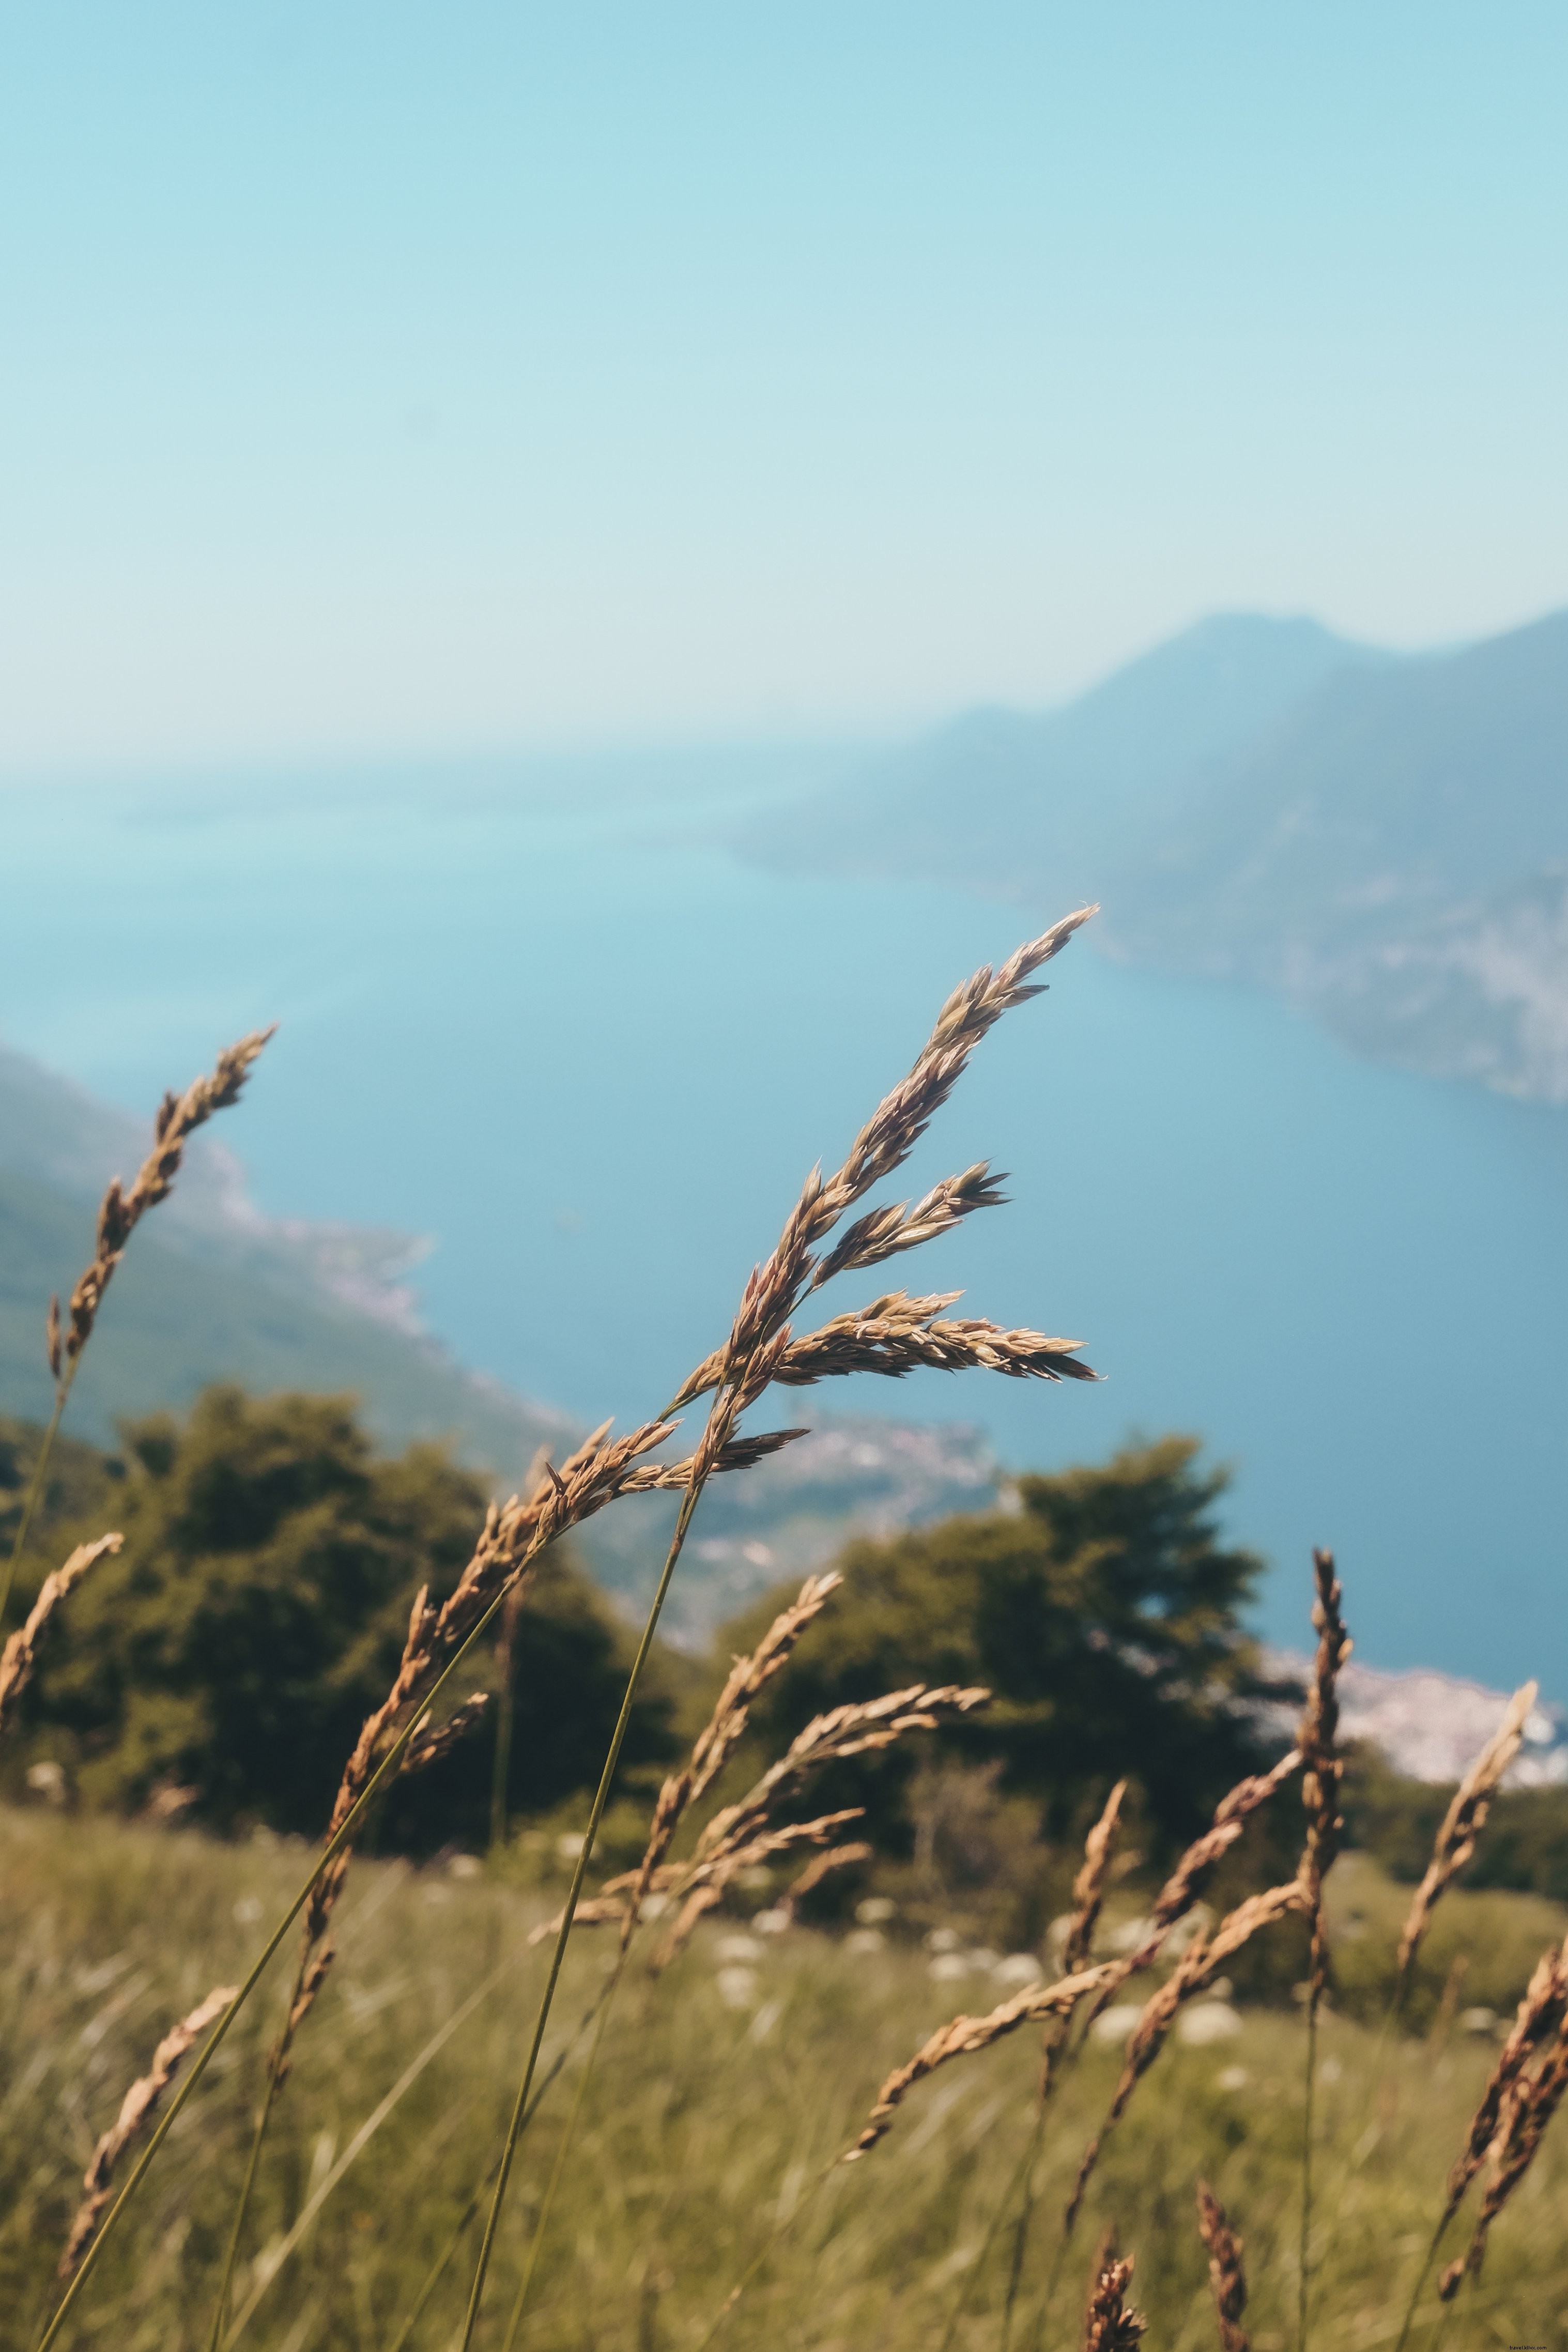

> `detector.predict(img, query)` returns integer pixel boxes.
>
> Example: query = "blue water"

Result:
[4,753,1566,1693]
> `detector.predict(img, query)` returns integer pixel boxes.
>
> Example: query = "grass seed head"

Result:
[1196,2179,1250,2352]
[1082,2241,1146,2352]
[1396,1679,1539,1987]
[57,1984,237,2279]
[1297,1547,1351,2004]
[63,1029,274,1366]
[0,1533,122,1736]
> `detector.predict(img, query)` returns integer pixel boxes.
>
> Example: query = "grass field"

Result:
[3,1804,1563,2352]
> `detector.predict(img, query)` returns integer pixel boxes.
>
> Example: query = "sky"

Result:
[3,3,1566,770]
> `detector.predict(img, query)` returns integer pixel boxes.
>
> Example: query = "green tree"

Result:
[719,1436,1290,1865]
[12,1386,677,1846]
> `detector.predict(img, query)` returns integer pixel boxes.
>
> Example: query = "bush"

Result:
[712,1437,1300,1904]
[7,1386,680,1847]
[1342,1742,1568,1902]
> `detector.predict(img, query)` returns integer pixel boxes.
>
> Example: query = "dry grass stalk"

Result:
[650,1810,868,1969]
[1064,1784,1129,1977]
[1082,2240,1146,2351]
[58,1984,237,2279]
[40,918,1100,2347]
[846,1961,1117,2159]
[692,1683,990,1867]
[845,1753,1300,2163]
[1395,1679,1538,1988]
[675,1288,1096,1407]
[1439,2010,1568,2300]
[0,1533,121,1736]
[617,1572,843,1949]
[402,1694,491,1776]
[672,905,1095,1417]
[1437,1931,1568,2236]
[808,1162,1009,1288]
[1296,1547,1351,2008]
[778,1839,873,1920]
[1196,2179,1250,2352]
[60,1029,274,1366]
[1040,1780,1127,2097]
[1078,1748,1301,2036]
[253,1416,698,2093]
[1,1033,274,1651]
[1066,1879,1306,2229]
[537,1679,988,1963]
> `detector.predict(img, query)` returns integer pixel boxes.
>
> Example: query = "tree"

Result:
[12,1386,678,1846]
[718,1436,1289,1864]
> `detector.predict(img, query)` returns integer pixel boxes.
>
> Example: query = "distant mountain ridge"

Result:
[741,606,1568,1104]
[744,612,1382,907]
[1107,609,1568,1099]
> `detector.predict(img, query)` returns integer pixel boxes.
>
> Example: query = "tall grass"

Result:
[1,1806,1563,2349]
[5,916,1567,2349]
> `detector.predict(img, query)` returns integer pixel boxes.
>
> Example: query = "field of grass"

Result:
[3,1803,1563,2352]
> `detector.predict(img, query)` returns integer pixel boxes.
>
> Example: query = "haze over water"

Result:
[4,755,1565,1695]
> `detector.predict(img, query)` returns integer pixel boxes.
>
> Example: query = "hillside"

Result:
[0,1043,575,1479]
[740,611,1381,904]
[0,1047,1004,1617]
[1106,608,1568,1098]
[742,605,1568,1104]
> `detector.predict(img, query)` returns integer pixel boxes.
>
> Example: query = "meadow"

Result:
[3,909,1566,2351]
[2,1804,1564,2352]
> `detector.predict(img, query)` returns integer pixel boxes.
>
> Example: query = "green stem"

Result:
[1392,2220,1452,2352]
[205,2033,288,2351]
[1298,1989,1319,2352]
[223,1962,511,2348]
[385,2186,491,2352]
[458,1466,711,2348]
[500,1967,622,2351]
[0,1375,72,1633]
[382,1972,619,2352]
[34,1565,527,2352]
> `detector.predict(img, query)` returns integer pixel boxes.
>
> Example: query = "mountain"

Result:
[0,1043,576,1478]
[742,604,1568,1106]
[1104,610,1568,1100]
[740,612,1383,904]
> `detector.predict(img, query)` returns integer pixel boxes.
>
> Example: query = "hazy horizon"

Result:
[0,596,1555,791]
[5,7,1566,770]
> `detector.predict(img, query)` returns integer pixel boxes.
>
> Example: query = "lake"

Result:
[4,748,1565,1694]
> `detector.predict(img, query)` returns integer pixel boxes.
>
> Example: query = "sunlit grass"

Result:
[3,1805,1562,2351]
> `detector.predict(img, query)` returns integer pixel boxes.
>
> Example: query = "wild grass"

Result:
[5,914,1567,2349]
[1,1805,1563,2351]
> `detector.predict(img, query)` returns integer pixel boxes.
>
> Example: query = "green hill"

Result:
[0,1046,575,1480]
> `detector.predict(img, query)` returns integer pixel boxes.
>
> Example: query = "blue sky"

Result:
[3,3,1565,767]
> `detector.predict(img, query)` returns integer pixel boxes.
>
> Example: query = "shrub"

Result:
[7,1386,679,1846]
